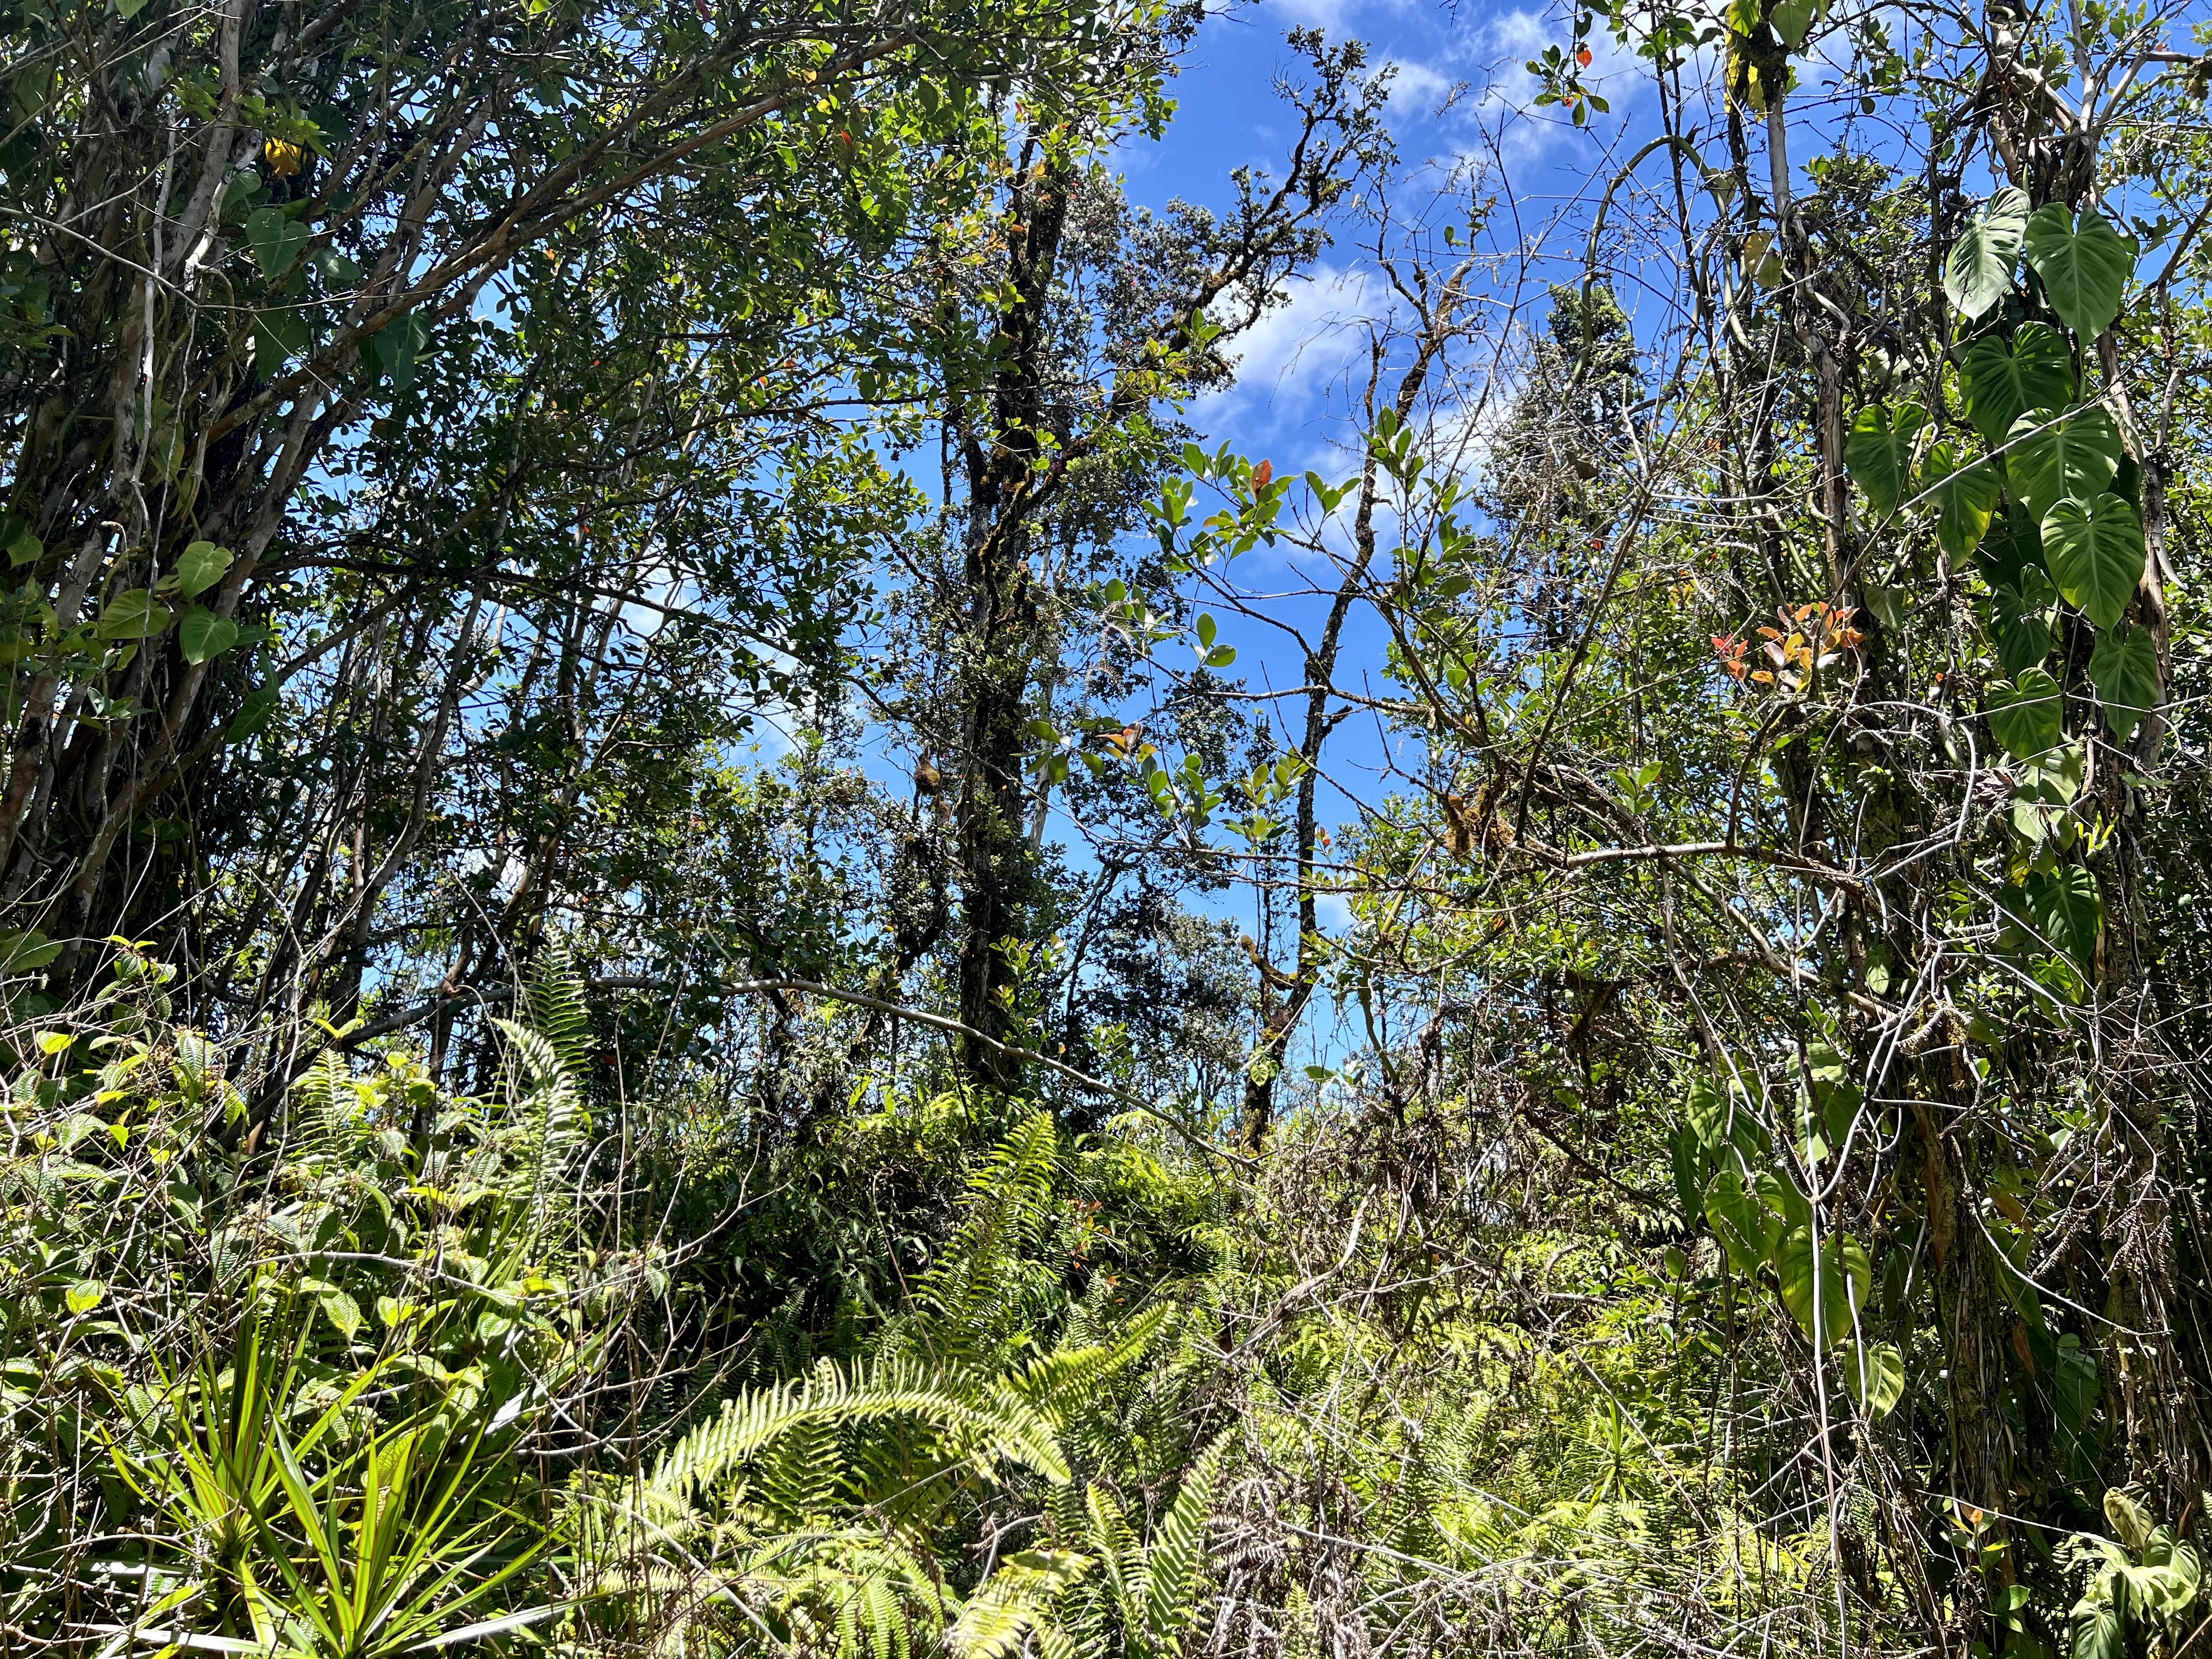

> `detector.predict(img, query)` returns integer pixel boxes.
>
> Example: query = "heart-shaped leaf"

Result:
[1987,567,2055,678]
[2006,404,2121,520]
[244,205,309,280]
[1974,504,2042,590]
[2012,865,2102,969]
[227,680,280,741]
[1842,1339,1906,1417]
[253,309,311,377]
[1843,402,1927,516]
[1988,667,2064,759]
[179,607,239,665]
[2009,742,2083,844]
[1776,1227,1872,1349]
[1960,322,2074,444]
[1944,187,2029,320]
[2042,492,2146,630]
[93,589,171,641]
[1921,441,2001,556]
[174,540,234,600]
[2089,623,2159,743]
[2022,205,2136,340]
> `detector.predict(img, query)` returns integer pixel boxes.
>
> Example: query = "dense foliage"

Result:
[9,0,2212,1651]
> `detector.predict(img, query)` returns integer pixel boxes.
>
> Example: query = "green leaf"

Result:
[1976,504,2043,590]
[1961,323,2074,444]
[1703,1169,1764,1274]
[64,1280,104,1313]
[1843,402,1927,516]
[253,310,311,377]
[1776,1227,1871,1348]
[244,205,309,280]
[318,1285,363,1340]
[2022,205,2136,340]
[1988,667,2064,759]
[2042,492,2146,630]
[2015,866,2103,968]
[94,590,170,641]
[2006,405,2121,520]
[2072,1598,2124,1659]
[0,929,60,973]
[175,540,234,599]
[1944,187,2029,320]
[1988,567,2055,678]
[2011,742,2084,845]
[1842,1340,1906,1416]
[1921,441,2001,556]
[179,608,238,665]
[1769,0,1820,49]
[228,680,280,741]
[2088,624,2159,743]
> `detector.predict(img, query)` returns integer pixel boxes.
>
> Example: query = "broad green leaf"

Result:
[1988,667,2063,759]
[1976,504,2043,589]
[1843,402,1927,515]
[2072,1599,2124,1659]
[176,540,234,599]
[253,310,311,377]
[1842,1339,1906,1416]
[1921,441,2001,556]
[1944,187,2029,319]
[1960,322,2074,444]
[1776,1227,1871,1348]
[318,1285,363,1340]
[2042,492,2146,630]
[1769,0,1821,49]
[0,929,59,973]
[2007,405,2120,520]
[180,608,239,665]
[2016,866,2102,968]
[65,1279,104,1313]
[1988,568,2055,678]
[2089,625,2159,744]
[94,589,170,640]
[2022,205,2136,340]
[244,205,309,279]
[1703,1169,1764,1274]
[2103,1489,2154,1554]
[2011,742,2084,844]
[228,681,280,741]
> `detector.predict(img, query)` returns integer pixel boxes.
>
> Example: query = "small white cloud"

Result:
[1384,57,1452,119]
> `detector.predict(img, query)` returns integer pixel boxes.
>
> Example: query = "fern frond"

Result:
[951,1549,1091,1659]
[525,945,592,1079]
[645,1356,1069,1512]
[1008,1306,1169,1426]
[1141,1433,1227,1659]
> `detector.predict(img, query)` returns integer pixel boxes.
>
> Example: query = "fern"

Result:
[642,1355,1070,1515]
[1139,1434,1224,1659]
[524,945,591,1080]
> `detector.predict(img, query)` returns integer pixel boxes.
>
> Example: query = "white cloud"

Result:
[1205,265,1389,426]
[1259,0,1409,32]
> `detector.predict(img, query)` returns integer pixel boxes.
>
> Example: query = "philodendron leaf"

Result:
[1988,567,2055,678]
[1844,402,1927,515]
[1921,441,2001,556]
[2042,492,2146,630]
[175,541,234,600]
[1961,322,2074,444]
[180,608,239,665]
[1842,1339,1906,1417]
[1776,1227,1872,1349]
[2022,865,2102,969]
[94,590,170,641]
[244,205,309,279]
[2022,205,2136,340]
[2007,405,2121,520]
[1944,187,2029,320]
[2088,624,2159,743]
[1988,667,2064,759]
